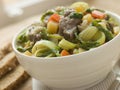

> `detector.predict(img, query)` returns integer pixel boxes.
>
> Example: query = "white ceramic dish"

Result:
[12,1,120,89]
[33,59,120,90]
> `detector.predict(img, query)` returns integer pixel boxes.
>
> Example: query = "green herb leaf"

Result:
[17,46,26,52]
[70,12,83,19]
[86,8,92,13]
[79,40,99,50]
[17,31,28,43]
[40,27,48,39]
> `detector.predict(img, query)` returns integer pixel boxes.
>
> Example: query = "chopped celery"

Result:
[79,26,98,41]
[79,30,105,50]
[92,31,105,45]
[46,53,56,57]
[58,39,76,50]
[32,40,58,55]
[108,15,118,26]
[48,34,63,44]
[48,34,63,40]
[73,48,85,54]
[35,48,52,57]
[92,20,114,41]
[113,26,120,35]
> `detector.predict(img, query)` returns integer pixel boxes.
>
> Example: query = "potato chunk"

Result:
[47,21,59,34]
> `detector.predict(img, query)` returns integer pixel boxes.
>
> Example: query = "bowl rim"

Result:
[12,11,120,61]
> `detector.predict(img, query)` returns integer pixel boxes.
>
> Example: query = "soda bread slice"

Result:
[0,65,30,90]
[0,42,12,60]
[0,52,18,78]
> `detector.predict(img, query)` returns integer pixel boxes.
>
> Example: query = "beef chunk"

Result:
[63,27,77,41]
[25,22,47,43]
[26,26,42,42]
[58,16,81,41]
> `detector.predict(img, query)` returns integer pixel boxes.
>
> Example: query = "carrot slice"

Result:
[60,50,70,56]
[49,14,60,22]
[92,10,105,19]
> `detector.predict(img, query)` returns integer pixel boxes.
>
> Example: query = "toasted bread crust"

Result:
[0,66,30,90]
[0,52,18,78]
[0,42,12,60]
[0,41,30,90]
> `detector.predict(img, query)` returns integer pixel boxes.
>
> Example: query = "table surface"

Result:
[0,0,120,90]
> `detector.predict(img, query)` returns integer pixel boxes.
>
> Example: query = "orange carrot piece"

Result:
[92,10,105,19]
[60,50,70,56]
[49,14,60,22]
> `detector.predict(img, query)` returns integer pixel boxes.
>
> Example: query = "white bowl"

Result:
[12,9,120,90]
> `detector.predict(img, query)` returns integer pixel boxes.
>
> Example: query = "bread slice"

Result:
[0,65,30,90]
[0,41,12,60]
[0,52,18,78]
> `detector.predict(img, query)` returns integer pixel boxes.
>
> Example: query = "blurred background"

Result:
[0,0,44,28]
[0,0,120,29]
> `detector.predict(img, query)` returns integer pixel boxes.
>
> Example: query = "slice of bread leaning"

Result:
[0,52,18,78]
[0,65,30,90]
[0,41,12,60]
[0,41,30,90]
